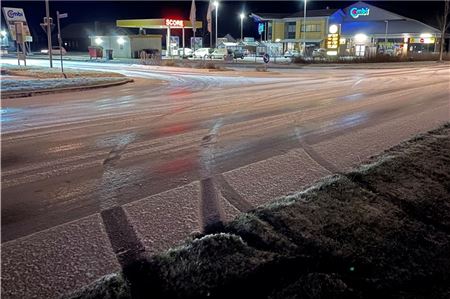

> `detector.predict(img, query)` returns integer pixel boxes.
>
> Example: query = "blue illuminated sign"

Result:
[258,23,264,35]
[350,7,370,19]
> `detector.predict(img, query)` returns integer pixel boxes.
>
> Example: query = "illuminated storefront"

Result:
[251,1,442,57]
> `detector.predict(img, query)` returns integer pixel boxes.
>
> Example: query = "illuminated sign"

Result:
[350,7,370,19]
[410,37,435,44]
[327,33,340,50]
[2,7,31,41]
[258,23,264,35]
[7,10,23,19]
[165,19,184,27]
[329,24,338,34]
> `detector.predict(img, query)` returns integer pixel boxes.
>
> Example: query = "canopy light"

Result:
[354,33,368,43]
[95,37,103,45]
[117,37,125,45]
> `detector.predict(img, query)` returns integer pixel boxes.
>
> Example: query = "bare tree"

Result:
[438,0,450,61]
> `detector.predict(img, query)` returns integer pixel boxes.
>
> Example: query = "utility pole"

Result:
[384,20,389,43]
[214,1,218,47]
[303,0,307,56]
[240,13,245,41]
[45,0,53,67]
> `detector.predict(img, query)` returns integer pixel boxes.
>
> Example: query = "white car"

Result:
[40,46,67,55]
[193,48,211,59]
[208,48,229,59]
[312,48,327,58]
[284,50,301,58]
[177,48,193,57]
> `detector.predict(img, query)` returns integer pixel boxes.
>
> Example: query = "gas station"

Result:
[115,18,202,57]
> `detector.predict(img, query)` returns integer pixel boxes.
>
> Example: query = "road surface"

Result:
[2,60,449,242]
[2,59,449,298]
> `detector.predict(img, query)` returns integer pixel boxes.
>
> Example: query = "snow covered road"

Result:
[1,59,449,298]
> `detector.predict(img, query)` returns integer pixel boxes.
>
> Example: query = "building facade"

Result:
[251,1,443,57]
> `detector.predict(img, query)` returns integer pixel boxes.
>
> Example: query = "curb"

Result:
[2,78,134,99]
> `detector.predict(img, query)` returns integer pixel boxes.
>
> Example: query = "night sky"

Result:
[1,1,446,48]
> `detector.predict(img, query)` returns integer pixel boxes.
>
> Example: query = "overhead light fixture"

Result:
[117,36,125,45]
[354,33,368,43]
[95,37,103,45]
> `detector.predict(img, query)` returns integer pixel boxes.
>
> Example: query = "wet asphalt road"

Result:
[1,60,449,242]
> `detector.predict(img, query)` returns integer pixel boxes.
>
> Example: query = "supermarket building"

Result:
[251,1,444,57]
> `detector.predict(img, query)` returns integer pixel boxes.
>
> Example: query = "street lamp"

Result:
[239,12,245,41]
[302,0,307,56]
[214,1,219,47]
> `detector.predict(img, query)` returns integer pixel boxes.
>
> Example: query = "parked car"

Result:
[177,48,193,58]
[142,48,160,55]
[284,50,301,58]
[40,46,67,55]
[193,48,212,59]
[209,48,228,59]
[233,49,245,59]
[312,48,327,58]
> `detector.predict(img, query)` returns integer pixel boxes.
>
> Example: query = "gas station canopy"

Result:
[117,19,202,30]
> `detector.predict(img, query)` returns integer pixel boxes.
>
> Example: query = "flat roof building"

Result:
[251,1,443,57]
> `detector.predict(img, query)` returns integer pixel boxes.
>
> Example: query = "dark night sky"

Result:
[1,1,445,46]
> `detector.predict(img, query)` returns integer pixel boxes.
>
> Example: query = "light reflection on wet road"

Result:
[1,60,449,242]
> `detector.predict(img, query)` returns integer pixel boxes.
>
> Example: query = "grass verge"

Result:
[67,123,450,299]
[1,64,124,78]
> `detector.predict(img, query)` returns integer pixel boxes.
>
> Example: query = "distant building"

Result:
[60,22,134,52]
[251,1,443,57]
[89,34,162,58]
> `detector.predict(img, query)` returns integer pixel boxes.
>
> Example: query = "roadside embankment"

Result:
[1,64,132,98]
[68,123,450,299]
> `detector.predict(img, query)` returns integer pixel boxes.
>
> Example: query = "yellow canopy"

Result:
[117,19,202,29]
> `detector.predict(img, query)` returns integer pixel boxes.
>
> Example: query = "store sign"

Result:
[327,33,340,50]
[258,23,264,35]
[410,37,435,44]
[3,7,27,22]
[350,7,370,19]
[2,7,32,41]
[165,19,184,27]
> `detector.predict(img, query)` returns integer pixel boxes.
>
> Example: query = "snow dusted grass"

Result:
[65,123,450,299]
[1,63,124,79]
[1,77,127,93]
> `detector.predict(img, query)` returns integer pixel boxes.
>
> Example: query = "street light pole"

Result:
[384,20,389,43]
[214,1,219,47]
[303,0,307,56]
[45,0,53,67]
[240,13,245,41]
[56,11,63,73]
